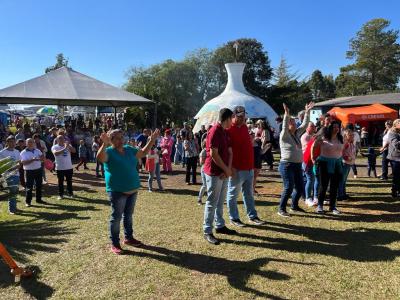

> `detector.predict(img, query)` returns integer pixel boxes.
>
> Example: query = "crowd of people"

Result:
[1,107,399,252]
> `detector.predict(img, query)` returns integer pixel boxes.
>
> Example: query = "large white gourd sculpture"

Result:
[193,62,278,132]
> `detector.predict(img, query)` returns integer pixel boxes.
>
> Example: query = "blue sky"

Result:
[1,0,399,89]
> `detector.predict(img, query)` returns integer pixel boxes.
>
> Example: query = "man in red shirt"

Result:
[203,108,237,245]
[226,106,266,226]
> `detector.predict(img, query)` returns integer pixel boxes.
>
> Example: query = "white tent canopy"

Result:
[0,67,152,107]
[193,63,278,132]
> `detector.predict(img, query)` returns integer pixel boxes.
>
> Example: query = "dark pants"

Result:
[262,149,274,169]
[19,165,25,188]
[368,165,377,177]
[391,161,400,195]
[317,161,342,210]
[25,168,43,204]
[56,169,73,197]
[96,161,104,176]
[278,162,304,212]
[351,164,358,176]
[76,157,88,169]
[186,156,198,184]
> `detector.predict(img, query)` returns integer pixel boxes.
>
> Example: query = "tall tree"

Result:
[211,38,273,98]
[45,53,69,73]
[346,18,400,91]
[308,70,336,100]
[274,56,299,87]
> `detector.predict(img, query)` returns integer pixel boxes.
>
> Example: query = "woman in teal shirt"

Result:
[97,128,160,254]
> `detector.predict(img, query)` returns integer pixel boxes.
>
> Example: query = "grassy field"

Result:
[0,157,399,299]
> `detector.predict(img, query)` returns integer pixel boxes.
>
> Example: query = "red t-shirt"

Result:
[227,123,254,170]
[204,123,230,176]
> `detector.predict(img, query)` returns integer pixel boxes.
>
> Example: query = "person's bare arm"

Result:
[97,132,111,163]
[137,129,160,159]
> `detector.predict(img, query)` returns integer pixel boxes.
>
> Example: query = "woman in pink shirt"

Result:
[312,121,344,215]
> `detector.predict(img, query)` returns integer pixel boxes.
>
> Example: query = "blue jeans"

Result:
[278,162,304,211]
[198,167,207,201]
[226,170,258,220]
[108,191,138,247]
[338,163,351,198]
[203,174,227,234]
[303,163,317,200]
[148,163,163,190]
[6,175,19,213]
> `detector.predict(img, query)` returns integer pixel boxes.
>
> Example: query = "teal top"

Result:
[315,156,343,175]
[104,145,140,192]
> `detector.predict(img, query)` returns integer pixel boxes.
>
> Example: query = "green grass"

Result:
[0,158,399,299]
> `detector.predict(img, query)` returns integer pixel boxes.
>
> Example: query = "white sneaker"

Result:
[57,196,63,200]
[313,198,318,206]
[323,200,330,205]
[353,175,357,179]
[305,199,314,207]
[331,208,341,215]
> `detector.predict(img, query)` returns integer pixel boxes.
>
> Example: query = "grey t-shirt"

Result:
[279,113,309,163]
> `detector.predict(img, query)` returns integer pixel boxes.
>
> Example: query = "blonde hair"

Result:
[392,119,400,133]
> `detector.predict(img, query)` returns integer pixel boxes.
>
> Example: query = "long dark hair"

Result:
[323,120,343,143]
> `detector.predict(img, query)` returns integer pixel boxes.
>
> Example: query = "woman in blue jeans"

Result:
[387,119,400,197]
[278,102,314,217]
[97,128,160,255]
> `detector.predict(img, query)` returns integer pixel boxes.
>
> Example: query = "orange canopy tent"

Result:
[328,103,398,126]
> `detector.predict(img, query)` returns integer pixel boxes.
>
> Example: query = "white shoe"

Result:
[353,175,357,179]
[313,198,318,206]
[57,196,63,200]
[323,200,330,205]
[305,199,314,207]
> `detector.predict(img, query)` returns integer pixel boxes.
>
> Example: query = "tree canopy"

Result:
[45,53,69,73]
[121,18,400,126]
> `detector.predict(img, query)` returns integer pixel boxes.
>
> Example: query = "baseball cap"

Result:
[233,106,246,117]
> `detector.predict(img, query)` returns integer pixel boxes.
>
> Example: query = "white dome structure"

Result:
[193,62,278,132]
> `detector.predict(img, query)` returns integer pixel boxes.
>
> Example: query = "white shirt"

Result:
[383,132,390,147]
[353,131,361,144]
[20,148,43,170]
[0,148,20,162]
[52,144,73,170]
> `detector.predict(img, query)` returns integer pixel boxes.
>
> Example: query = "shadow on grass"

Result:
[222,222,400,262]
[165,188,200,197]
[130,244,318,299]
[0,263,54,299]
[0,218,76,298]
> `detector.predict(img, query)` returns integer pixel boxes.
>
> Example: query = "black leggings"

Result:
[186,156,198,184]
[317,161,342,210]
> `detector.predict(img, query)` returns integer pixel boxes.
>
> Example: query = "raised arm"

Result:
[97,132,111,163]
[137,129,160,159]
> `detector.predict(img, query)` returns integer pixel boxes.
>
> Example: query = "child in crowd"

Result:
[146,144,163,192]
[197,139,207,205]
[92,135,104,178]
[361,147,380,177]
[174,135,183,165]
[76,139,88,171]
[338,129,356,200]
